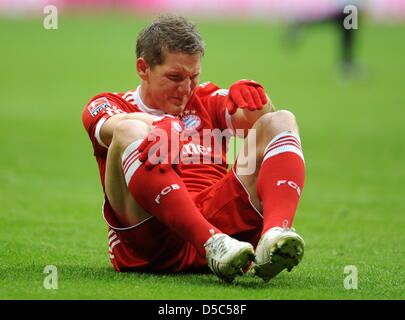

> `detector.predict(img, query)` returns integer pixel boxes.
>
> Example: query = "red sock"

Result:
[122,140,221,256]
[256,131,306,233]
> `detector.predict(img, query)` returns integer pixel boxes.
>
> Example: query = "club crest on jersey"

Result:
[88,97,110,117]
[181,111,202,131]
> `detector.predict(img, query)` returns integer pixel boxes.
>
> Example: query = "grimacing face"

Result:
[142,51,202,115]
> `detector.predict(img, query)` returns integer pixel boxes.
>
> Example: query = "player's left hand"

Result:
[226,79,268,115]
[137,115,185,174]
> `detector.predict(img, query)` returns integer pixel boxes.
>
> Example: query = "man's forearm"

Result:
[100,112,157,146]
[242,99,276,126]
[231,98,276,135]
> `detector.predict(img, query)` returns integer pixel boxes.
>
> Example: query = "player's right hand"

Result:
[137,115,185,174]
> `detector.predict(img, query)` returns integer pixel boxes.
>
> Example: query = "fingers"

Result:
[138,143,153,162]
[229,82,267,111]
[143,147,161,169]
[226,99,238,115]
[241,87,256,111]
[141,143,182,173]
[230,88,248,109]
[231,87,263,111]
[256,86,268,105]
[137,137,150,153]
[247,86,264,110]
[241,87,261,111]
[139,137,164,163]
[136,117,185,172]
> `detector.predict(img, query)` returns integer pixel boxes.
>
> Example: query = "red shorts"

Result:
[104,167,263,273]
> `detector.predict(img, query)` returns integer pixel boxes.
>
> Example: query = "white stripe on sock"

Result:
[269,130,301,146]
[263,131,305,163]
[122,139,144,185]
[264,137,301,155]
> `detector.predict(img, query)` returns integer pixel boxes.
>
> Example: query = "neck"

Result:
[139,81,159,110]
[134,83,165,116]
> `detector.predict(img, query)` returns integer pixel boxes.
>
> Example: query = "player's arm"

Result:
[100,112,157,147]
[230,97,275,132]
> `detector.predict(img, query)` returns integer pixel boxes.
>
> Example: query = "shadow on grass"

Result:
[1,262,316,291]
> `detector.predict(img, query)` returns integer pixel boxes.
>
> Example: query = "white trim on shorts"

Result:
[101,199,154,231]
[230,161,263,219]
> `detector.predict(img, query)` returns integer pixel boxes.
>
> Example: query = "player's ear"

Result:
[136,58,149,80]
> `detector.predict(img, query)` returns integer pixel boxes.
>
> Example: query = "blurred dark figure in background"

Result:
[284,0,362,78]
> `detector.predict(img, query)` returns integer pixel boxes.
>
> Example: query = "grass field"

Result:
[1,12,404,300]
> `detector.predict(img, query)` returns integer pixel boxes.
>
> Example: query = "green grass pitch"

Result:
[1,12,404,300]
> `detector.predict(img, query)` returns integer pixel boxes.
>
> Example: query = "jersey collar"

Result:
[133,86,165,116]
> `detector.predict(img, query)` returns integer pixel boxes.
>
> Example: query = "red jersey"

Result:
[82,82,237,223]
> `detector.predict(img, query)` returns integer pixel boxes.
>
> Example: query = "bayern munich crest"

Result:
[181,111,202,131]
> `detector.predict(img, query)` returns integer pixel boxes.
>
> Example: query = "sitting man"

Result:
[82,15,306,283]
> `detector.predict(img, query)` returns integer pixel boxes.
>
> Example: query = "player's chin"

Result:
[166,102,186,116]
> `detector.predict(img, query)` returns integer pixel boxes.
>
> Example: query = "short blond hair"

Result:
[136,15,205,68]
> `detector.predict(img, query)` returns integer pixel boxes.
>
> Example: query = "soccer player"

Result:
[82,15,306,283]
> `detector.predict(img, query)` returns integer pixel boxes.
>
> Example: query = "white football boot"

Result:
[204,232,255,283]
[252,226,305,282]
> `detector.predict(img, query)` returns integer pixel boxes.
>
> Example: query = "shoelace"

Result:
[207,234,228,257]
[217,235,229,256]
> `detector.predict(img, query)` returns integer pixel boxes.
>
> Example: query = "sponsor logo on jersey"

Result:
[182,143,212,155]
[211,89,229,97]
[88,97,110,117]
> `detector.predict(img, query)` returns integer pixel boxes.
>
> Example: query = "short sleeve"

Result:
[82,92,129,155]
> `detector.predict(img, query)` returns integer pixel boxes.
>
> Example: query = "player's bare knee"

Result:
[256,110,298,137]
[112,119,149,150]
